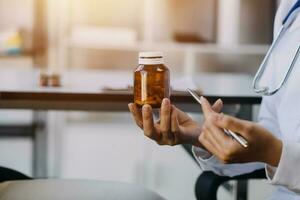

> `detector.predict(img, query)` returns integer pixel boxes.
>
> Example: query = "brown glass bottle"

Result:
[134,52,170,108]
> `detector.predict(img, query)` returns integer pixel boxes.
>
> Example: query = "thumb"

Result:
[212,99,223,113]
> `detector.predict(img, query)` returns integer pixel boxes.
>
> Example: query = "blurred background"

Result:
[0,0,280,199]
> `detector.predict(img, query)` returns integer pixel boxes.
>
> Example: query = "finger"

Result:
[172,105,190,124]
[214,114,252,138]
[212,99,223,113]
[201,125,240,163]
[171,105,179,143]
[142,105,156,139]
[202,131,237,163]
[205,132,224,155]
[203,113,239,154]
[207,119,233,148]
[200,96,214,118]
[160,98,172,140]
[128,103,143,128]
[209,123,244,163]
[199,130,220,156]
[202,121,226,153]
[170,105,179,133]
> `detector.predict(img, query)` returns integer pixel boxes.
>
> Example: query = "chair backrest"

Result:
[0,166,32,182]
[195,169,266,200]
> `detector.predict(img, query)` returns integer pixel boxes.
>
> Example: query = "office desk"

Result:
[0,68,260,111]
[0,68,261,178]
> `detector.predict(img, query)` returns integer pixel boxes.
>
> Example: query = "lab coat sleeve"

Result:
[265,143,300,194]
[192,146,264,177]
[258,97,300,193]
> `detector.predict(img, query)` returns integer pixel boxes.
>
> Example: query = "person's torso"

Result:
[263,0,300,199]
[271,0,300,143]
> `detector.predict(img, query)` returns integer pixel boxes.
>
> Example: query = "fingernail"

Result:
[200,96,204,103]
[217,98,222,103]
[162,98,170,105]
[128,103,133,111]
[143,104,151,112]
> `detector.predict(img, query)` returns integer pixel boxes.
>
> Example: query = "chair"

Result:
[195,168,266,200]
[0,167,165,200]
[182,144,267,200]
[0,166,32,182]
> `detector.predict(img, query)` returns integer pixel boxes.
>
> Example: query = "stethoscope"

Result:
[253,0,300,96]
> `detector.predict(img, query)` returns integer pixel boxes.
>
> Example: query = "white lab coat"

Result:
[193,0,300,199]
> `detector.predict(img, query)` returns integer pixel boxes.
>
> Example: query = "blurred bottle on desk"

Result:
[39,69,61,87]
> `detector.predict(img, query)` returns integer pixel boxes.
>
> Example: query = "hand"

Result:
[199,96,282,167]
[128,98,223,146]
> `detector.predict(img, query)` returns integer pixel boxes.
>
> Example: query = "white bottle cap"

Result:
[139,51,164,65]
[139,51,163,58]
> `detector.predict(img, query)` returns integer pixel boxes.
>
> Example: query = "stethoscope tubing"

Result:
[252,26,286,95]
[253,1,300,96]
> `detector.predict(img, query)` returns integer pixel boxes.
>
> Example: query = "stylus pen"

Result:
[187,88,249,148]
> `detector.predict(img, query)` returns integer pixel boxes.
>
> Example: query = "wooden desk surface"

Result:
[0,68,262,111]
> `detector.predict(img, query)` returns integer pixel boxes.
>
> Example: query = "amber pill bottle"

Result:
[134,52,170,108]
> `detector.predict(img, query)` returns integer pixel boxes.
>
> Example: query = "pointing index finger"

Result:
[200,96,214,118]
